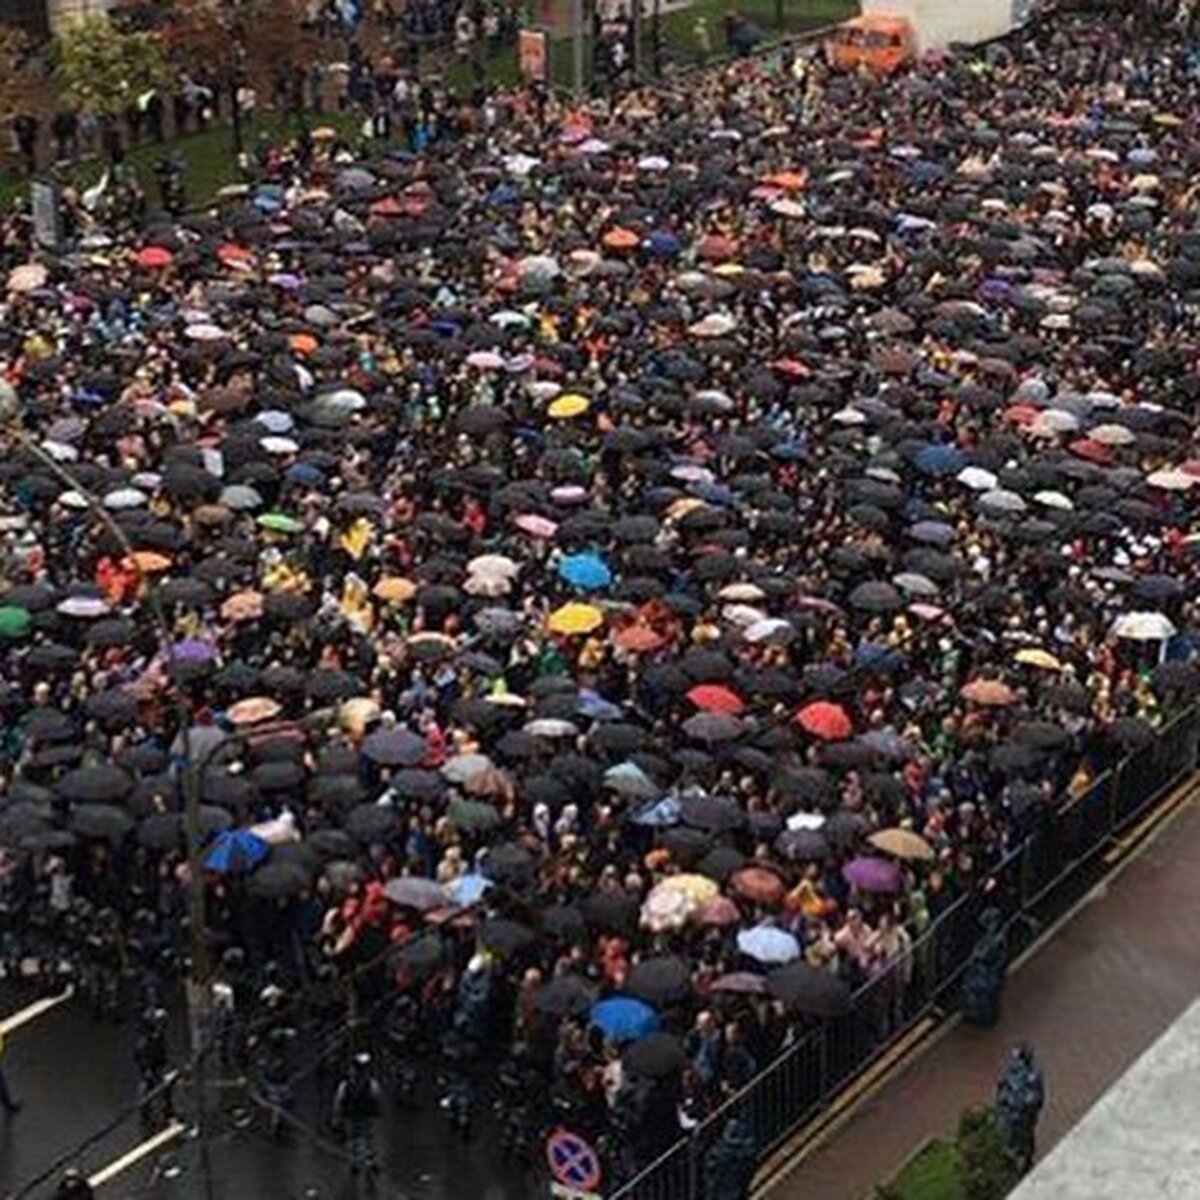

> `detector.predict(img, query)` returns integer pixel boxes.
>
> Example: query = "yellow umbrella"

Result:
[712,262,745,277]
[656,874,720,904]
[547,602,604,636]
[548,393,590,419]
[868,828,935,862]
[373,576,417,602]
[339,696,381,736]
[1014,647,1062,671]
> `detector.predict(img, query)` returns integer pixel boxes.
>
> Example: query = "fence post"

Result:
[686,1131,700,1200]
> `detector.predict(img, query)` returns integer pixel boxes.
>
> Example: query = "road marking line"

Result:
[0,985,74,1035]
[88,1120,186,1189]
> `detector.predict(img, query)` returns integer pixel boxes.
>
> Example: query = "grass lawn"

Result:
[880,1139,965,1200]
[0,109,361,214]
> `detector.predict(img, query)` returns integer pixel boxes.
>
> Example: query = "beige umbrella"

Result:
[868,828,935,862]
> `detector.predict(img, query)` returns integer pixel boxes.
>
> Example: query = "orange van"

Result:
[825,15,917,76]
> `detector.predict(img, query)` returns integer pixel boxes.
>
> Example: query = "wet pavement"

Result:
[769,792,1200,1200]
[0,979,534,1200]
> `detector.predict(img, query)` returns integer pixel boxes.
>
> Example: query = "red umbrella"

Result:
[217,243,254,267]
[687,684,745,715]
[728,867,786,906]
[696,233,739,262]
[796,701,853,742]
[692,896,741,927]
[960,679,1017,707]
[614,625,667,654]
[1069,437,1114,465]
[136,246,173,269]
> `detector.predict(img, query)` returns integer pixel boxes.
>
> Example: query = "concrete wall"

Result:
[862,0,1016,50]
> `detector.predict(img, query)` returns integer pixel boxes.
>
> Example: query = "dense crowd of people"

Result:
[0,0,1199,1188]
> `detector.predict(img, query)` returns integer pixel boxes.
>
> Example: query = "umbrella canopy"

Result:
[623,1032,688,1079]
[626,955,693,1005]
[736,925,802,965]
[868,828,935,862]
[589,996,661,1042]
[204,829,270,873]
[767,962,851,1016]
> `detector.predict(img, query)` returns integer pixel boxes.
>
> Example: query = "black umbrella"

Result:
[626,956,692,1005]
[766,962,851,1016]
[482,842,537,882]
[582,891,638,932]
[540,904,589,942]
[70,804,134,842]
[307,828,358,860]
[345,803,397,843]
[479,918,537,956]
[534,975,598,1018]
[247,861,311,899]
[1012,722,1070,753]
[55,764,133,805]
[774,828,829,862]
[622,1032,688,1079]
[362,727,428,767]
[678,795,745,833]
[695,846,746,881]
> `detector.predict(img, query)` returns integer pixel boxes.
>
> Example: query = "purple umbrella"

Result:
[171,639,217,662]
[842,856,904,893]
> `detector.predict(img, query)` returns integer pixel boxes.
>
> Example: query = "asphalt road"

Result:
[0,978,535,1200]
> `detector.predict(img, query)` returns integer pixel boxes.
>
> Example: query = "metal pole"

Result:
[571,0,585,95]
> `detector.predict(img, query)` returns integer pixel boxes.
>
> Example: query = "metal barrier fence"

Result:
[606,703,1200,1200]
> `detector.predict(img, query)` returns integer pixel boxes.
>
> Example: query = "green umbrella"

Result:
[257,512,302,533]
[447,798,503,831]
[0,606,32,639]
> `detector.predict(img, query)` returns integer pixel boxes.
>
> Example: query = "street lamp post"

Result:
[0,382,213,1188]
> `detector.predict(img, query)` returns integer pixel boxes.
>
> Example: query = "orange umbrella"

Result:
[221,590,264,622]
[613,625,666,653]
[763,170,806,192]
[124,551,172,574]
[687,684,745,715]
[290,332,318,356]
[795,701,853,742]
[373,576,417,602]
[728,867,786,906]
[602,227,640,251]
[228,696,282,726]
[960,679,1017,707]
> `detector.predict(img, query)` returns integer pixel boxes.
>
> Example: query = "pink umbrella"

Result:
[514,513,558,538]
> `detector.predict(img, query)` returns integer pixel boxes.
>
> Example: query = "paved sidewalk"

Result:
[769,792,1200,1200]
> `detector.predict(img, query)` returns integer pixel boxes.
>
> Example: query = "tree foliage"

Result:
[0,24,35,123]
[956,1107,1022,1200]
[165,0,316,85]
[53,16,168,117]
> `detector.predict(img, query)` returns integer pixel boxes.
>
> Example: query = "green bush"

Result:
[956,1107,1022,1200]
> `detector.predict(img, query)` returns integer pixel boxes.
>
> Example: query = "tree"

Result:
[166,0,315,97]
[0,24,32,117]
[956,1107,1023,1200]
[53,16,168,120]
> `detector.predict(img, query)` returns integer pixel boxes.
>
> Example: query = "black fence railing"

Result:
[605,703,1200,1200]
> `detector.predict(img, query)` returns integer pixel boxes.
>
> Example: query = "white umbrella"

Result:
[524,719,579,739]
[1146,469,1195,491]
[1112,611,1176,641]
[978,489,1027,514]
[1034,490,1074,511]
[6,263,47,293]
[103,487,149,510]
[468,554,520,579]
[185,323,228,342]
[689,313,738,338]
[260,436,300,456]
[743,617,795,645]
[466,350,505,370]
[1089,423,1136,447]
[57,596,110,618]
[956,466,998,491]
[893,572,940,597]
[1030,409,1080,437]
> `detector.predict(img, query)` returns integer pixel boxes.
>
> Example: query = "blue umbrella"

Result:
[630,796,680,827]
[915,444,966,476]
[577,689,623,720]
[447,872,492,906]
[737,925,801,965]
[558,553,612,590]
[204,829,269,873]
[589,996,661,1042]
[645,230,681,259]
[284,462,325,488]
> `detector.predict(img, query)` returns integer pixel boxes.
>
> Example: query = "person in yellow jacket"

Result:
[0,1024,21,1114]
